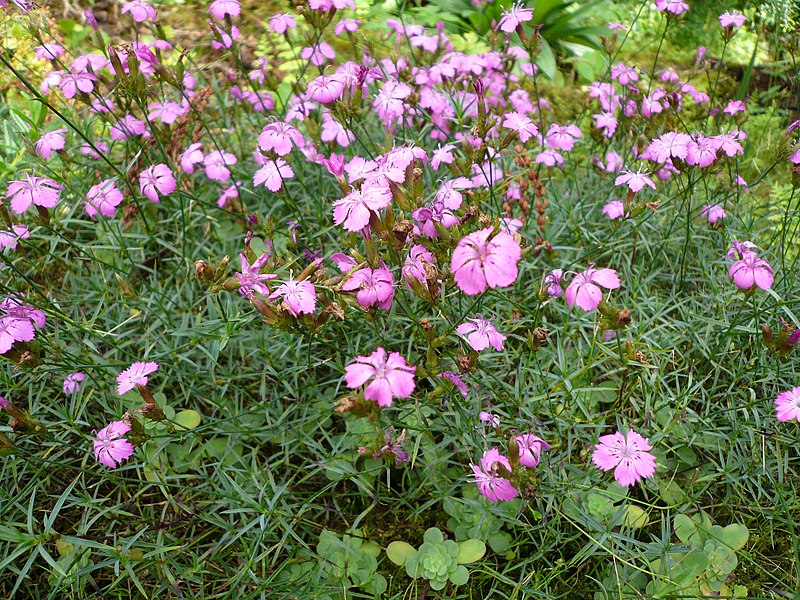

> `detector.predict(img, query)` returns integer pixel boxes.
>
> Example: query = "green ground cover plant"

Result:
[0,0,799,597]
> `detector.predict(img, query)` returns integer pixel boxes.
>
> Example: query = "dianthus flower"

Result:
[592,429,657,487]
[647,132,691,163]
[402,244,434,286]
[253,159,294,192]
[58,72,97,98]
[203,151,237,182]
[236,252,275,298]
[535,150,564,167]
[147,102,187,125]
[470,448,519,503]
[564,265,621,311]
[615,169,656,193]
[775,387,800,422]
[35,129,67,159]
[438,371,469,397]
[0,316,35,354]
[181,143,204,174]
[719,11,745,28]
[545,123,582,151]
[502,111,539,143]
[268,278,316,316]
[723,100,746,116]
[116,361,159,395]
[497,2,533,33]
[729,251,773,291]
[333,183,392,232]
[139,164,176,202]
[306,74,345,104]
[85,179,123,219]
[121,0,156,22]
[516,433,550,468]
[208,0,239,19]
[602,200,626,220]
[344,347,415,407]
[451,228,521,296]
[258,122,304,156]
[685,136,718,167]
[701,204,726,224]
[0,225,29,250]
[269,13,296,34]
[479,410,499,427]
[373,80,412,128]
[341,265,395,310]
[431,144,456,170]
[93,421,135,468]
[457,315,506,352]
[655,0,688,15]
[63,372,85,395]
[110,115,147,141]
[544,269,563,297]
[5,175,62,215]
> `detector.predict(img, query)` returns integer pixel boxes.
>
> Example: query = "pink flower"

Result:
[478,411,499,426]
[269,13,296,34]
[181,143,205,174]
[729,251,774,291]
[117,361,159,395]
[34,43,64,60]
[545,123,582,152]
[723,100,746,116]
[217,182,240,208]
[439,371,469,397]
[564,266,621,311]
[344,347,416,407]
[775,387,800,422]
[236,252,275,298]
[203,151,237,182]
[373,80,412,128]
[35,129,67,159]
[502,111,539,143]
[254,158,294,192]
[209,0,239,19]
[85,179,124,219]
[516,433,550,468]
[647,132,691,163]
[5,175,62,215]
[655,0,688,15]
[497,2,534,33]
[0,225,30,250]
[148,102,187,125]
[535,150,564,167]
[615,169,656,193]
[457,315,506,352]
[333,183,392,232]
[306,75,345,104]
[258,122,304,156]
[110,116,148,141]
[58,71,97,98]
[719,11,745,28]
[63,372,85,395]
[451,228,522,296]
[701,204,726,224]
[93,421,135,468]
[602,200,626,220]
[685,136,718,167]
[544,269,563,297]
[139,164,176,202]
[334,19,360,34]
[269,278,316,316]
[402,244,434,285]
[341,266,395,310]
[122,0,156,22]
[301,43,335,66]
[470,448,519,503]
[592,429,657,487]
[727,239,758,260]
[0,316,35,354]
[431,144,456,170]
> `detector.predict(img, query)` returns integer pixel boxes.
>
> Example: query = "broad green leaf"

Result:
[456,539,486,564]
[449,564,469,585]
[173,410,201,431]
[673,514,696,544]
[623,505,648,529]
[386,541,416,566]
[720,524,749,551]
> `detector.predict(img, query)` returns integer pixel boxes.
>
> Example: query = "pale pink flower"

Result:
[592,429,657,487]
[544,269,563,297]
[253,159,294,192]
[139,164,176,202]
[0,225,30,250]
[719,11,745,28]
[122,0,156,22]
[334,19,360,35]
[727,239,758,260]
[402,244,434,286]
[0,316,35,354]
[93,421,135,468]
[615,169,656,193]
[237,252,275,298]
[181,143,205,174]
[209,0,240,19]
[647,132,691,163]
[258,122,304,156]
[470,448,519,503]
[203,151,237,182]
[63,372,85,395]
[306,75,345,104]
[723,100,746,116]
[602,200,626,220]
[451,228,521,296]
[373,80,412,128]
[535,150,564,167]
[35,129,67,159]
[655,0,688,15]
[269,278,316,316]
[436,177,472,210]
[431,144,456,170]
[457,315,506,352]
[34,43,65,60]
[5,175,62,215]
[341,266,395,310]
[502,111,539,143]
[439,371,468,397]
[301,43,335,67]
[320,114,354,147]
[611,63,638,86]
[344,347,415,407]
[565,266,621,311]
[729,251,773,291]
[85,179,123,219]
[685,136,718,167]
[147,102,187,125]
[110,116,147,141]
[701,204,726,224]
[775,387,800,422]
[497,2,534,33]
[516,433,550,468]
[478,411,499,427]
[545,123,582,151]
[116,361,159,395]
[269,13,296,34]
[58,72,97,98]
[333,183,392,232]
[217,182,240,208]
[593,112,618,138]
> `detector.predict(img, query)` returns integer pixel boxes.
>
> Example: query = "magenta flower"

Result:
[258,122,304,157]
[516,433,550,468]
[470,448,519,503]
[269,13,297,34]
[306,75,345,105]
[237,252,276,298]
[451,228,521,296]
[63,372,85,395]
[592,429,657,487]
[208,0,240,19]
[110,115,147,141]
[564,266,621,311]
[545,124,582,152]
[148,102,187,125]
[0,224,30,250]
[300,43,335,67]
[727,239,758,260]
[431,144,456,170]
[647,132,691,163]
[701,204,726,224]
[655,0,688,15]
[139,164,176,202]
[478,411,499,427]
[497,2,533,33]
[723,100,746,116]
[602,200,626,220]
[775,387,800,422]
[615,169,656,193]
[439,371,469,397]
[373,80,412,128]
[535,150,564,167]
[217,182,240,208]
[341,266,395,310]
[5,175,62,215]
[502,111,539,143]
[685,136,718,168]
[35,129,67,159]
[181,143,204,174]
[203,151,237,182]
[457,315,506,352]
[729,251,774,291]
[253,159,294,192]
[344,347,416,407]
[85,179,124,219]
[268,278,316,316]
[116,361,159,395]
[402,244,434,286]
[333,184,392,232]
[0,316,35,354]
[544,269,563,297]
[719,11,745,28]
[93,421,135,468]
[58,72,97,98]
[121,0,156,22]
